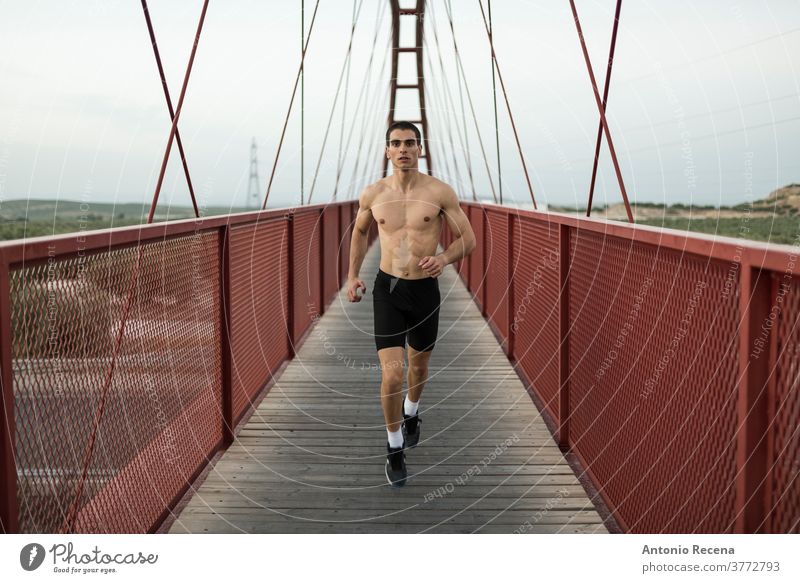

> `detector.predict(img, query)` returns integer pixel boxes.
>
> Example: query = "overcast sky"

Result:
[0,0,798,212]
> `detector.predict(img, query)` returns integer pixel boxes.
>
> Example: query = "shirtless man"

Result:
[346,121,476,487]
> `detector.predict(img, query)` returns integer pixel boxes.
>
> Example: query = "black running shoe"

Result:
[385,442,407,487]
[403,412,421,448]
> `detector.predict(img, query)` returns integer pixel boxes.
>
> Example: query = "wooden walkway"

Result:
[168,243,608,533]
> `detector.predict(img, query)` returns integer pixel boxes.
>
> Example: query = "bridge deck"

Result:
[168,243,608,533]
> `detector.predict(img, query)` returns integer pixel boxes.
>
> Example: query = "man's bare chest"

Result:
[372,194,442,233]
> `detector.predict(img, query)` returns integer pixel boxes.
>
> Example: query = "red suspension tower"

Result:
[384,0,433,178]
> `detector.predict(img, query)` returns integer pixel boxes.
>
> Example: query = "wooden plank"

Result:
[169,243,607,534]
[182,498,598,513]
[177,509,605,525]
[170,519,607,534]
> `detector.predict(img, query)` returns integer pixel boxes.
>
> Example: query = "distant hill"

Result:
[545,184,800,245]
[0,199,253,241]
[0,199,251,223]
[550,183,800,222]
[754,183,800,214]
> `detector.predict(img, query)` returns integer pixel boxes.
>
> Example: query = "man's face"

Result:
[385,129,422,171]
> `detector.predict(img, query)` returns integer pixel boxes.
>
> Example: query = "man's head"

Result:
[385,121,422,171]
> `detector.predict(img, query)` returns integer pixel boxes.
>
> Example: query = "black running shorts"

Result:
[372,268,441,352]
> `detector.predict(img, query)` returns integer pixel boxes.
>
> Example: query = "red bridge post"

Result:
[557,224,571,449]
[319,207,325,317]
[286,211,296,359]
[220,225,234,445]
[507,212,515,358]
[0,260,18,533]
[735,264,773,532]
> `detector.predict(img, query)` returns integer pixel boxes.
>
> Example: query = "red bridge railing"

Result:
[0,200,369,533]
[444,201,799,534]
[2,199,797,533]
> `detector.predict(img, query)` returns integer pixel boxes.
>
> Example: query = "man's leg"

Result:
[403,278,439,448]
[374,270,410,486]
[402,345,430,448]
[378,345,408,487]
[407,344,433,404]
[377,346,405,434]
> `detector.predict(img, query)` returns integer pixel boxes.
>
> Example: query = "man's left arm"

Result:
[418,185,476,278]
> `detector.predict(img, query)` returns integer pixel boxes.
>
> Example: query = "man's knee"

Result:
[409,363,428,378]
[381,365,404,389]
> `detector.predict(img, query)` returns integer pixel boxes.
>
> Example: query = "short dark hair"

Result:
[385,121,421,146]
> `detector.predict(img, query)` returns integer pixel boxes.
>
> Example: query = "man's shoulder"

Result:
[366,178,392,196]
[420,174,452,191]
[359,179,388,207]
[424,175,457,202]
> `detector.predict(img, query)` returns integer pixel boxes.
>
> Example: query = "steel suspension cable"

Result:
[361,37,393,191]
[426,2,477,198]
[334,1,357,202]
[332,2,387,200]
[357,62,392,192]
[348,27,393,194]
[477,0,537,209]
[427,1,468,186]
[443,0,497,203]
[301,0,305,204]
[307,0,365,204]
[487,0,502,204]
[349,39,387,185]
[419,45,450,182]
[422,41,456,182]
[442,0,477,201]
[421,29,454,180]
[262,0,321,209]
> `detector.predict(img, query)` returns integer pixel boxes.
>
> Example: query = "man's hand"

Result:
[347,277,367,302]
[418,254,446,278]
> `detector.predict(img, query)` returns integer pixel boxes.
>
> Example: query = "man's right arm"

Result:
[346,187,374,301]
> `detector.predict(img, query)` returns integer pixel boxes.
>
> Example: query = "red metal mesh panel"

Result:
[11,232,222,533]
[323,207,340,304]
[568,229,740,533]
[229,219,289,425]
[769,273,800,533]
[485,209,509,342]
[468,206,485,308]
[292,211,321,341]
[512,216,561,420]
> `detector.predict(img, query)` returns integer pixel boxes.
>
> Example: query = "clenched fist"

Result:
[418,254,446,278]
[347,277,367,302]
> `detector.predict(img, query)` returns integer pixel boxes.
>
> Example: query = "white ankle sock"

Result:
[387,428,404,448]
[404,395,419,416]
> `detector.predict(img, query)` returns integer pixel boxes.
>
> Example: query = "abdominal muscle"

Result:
[379,229,440,279]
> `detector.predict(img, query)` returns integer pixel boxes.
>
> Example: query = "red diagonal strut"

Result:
[140,0,200,219]
[587,0,622,218]
[146,0,210,224]
[569,0,633,223]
